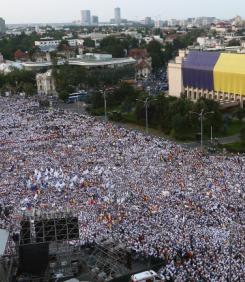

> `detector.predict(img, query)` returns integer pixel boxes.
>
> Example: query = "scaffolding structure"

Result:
[19,211,79,245]
[17,211,81,281]
[87,240,130,281]
[16,212,135,281]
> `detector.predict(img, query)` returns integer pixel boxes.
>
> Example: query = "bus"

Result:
[67,91,88,103]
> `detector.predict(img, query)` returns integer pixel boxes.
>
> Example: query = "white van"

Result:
[130,270,163,282]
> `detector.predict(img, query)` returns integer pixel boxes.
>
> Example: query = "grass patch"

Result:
[223,142,245,153]
[214,120,243,137]
[226,120,243,136]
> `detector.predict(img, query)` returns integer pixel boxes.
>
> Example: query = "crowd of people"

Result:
[139,68,168,95]
[0,96,245,281]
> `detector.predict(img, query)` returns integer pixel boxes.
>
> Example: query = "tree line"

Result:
[52,64,135,100]
[0,69,36,96]
[88,85,224,141]
[0,33,40,60]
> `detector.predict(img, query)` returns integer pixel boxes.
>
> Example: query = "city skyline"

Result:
[1,0,245,24]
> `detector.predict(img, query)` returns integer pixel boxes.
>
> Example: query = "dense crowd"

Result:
[0,97,245,281]
[140,68,168,94]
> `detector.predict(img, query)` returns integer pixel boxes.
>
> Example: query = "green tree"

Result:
[53,65,87,94]
[0,32,40,60]
[100,36,125,57]
[194,98,223,133]
[234,108,245,123]
[240,126,245,145]
[148,95,172,133]
[57,40,69,51]
[110,83,138,110]
[171,113,192,139]
[147,40,165,69]
[59,90,69,101]
[83,38,95,48]
[21,82,36,96]
[228,39,240,46]
[87,90,104,109]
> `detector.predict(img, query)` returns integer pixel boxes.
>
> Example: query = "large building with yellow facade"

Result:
[168,50,245,107]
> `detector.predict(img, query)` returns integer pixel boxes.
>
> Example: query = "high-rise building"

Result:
[0,18,6,34]
[81,10,91,26]
[155,20,164,28]
[114,7,121,25]
[92,16,99,26]
[144,17,153,26]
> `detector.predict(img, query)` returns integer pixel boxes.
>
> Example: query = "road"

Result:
[182,134,240,149]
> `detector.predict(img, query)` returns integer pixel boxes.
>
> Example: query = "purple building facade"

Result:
[182,51,220,91]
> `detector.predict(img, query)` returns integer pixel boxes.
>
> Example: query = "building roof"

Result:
[68,57,136,67]
[14,49,28,60]
[23,57,136,70]
[128,48,148,59]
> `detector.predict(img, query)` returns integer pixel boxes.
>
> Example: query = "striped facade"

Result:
[182,51,245,97]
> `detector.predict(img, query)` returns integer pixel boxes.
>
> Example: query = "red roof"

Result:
[129,48,148,59]
[14,49,28,60]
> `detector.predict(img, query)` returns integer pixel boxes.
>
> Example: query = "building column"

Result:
[240,94,244,108]
[200,89,204,99]
[228,93,232,102]
[190,88,194,100]
[187,88,190,99]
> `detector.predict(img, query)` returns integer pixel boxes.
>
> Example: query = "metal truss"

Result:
[19,211,79,245]
[87,240,129,281]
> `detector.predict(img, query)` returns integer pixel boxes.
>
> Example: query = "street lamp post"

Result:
[101,87,114,122]
[190,109,214,152]
[103,90,107,122]
[100,88,108,122]
[136,97,157,134]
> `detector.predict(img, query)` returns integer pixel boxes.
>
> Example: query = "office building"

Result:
[168,50,245,107]
[155,20,164,28]
[114,7,121,25]
[91,16,99,26]
[0,18,6,34]
[144,17,154,26]
[81,10,91,26]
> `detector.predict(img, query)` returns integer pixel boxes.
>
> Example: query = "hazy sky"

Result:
[1,0,244,24]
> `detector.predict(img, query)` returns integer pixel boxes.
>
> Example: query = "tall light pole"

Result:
[190,109,214,152]
[103,90,107,122]
[136,97,157,134]
[100,88,111,122]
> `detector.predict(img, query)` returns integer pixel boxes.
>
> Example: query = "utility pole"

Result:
[200,109,204,151]
[103,90,107,122]
[145,98,149,133]
[136,97,157,134]
[190,109,214,152]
